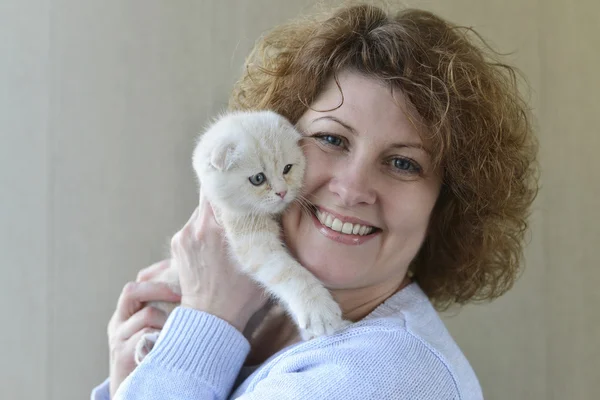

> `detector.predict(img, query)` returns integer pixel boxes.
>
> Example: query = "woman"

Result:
[92,3,537,399]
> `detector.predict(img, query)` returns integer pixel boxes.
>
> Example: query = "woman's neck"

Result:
[331,275,412,322]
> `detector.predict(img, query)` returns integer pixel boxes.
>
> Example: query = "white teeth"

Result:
[341,222,353,234]
[315,209,375,236]
[331,218,343,232]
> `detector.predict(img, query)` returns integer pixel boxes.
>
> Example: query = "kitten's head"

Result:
[193,111,306,215]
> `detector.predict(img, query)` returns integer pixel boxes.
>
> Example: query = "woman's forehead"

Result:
[305,72,426,144]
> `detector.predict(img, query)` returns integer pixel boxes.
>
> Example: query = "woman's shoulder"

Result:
[237,325,464,399]
[350,282,483,398]
[237,284,483,399]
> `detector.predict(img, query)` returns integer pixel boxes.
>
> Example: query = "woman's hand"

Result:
[172,193,267,332]
[107,260,181,398]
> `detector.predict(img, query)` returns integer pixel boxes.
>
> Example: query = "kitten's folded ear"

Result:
[210,140,238,171]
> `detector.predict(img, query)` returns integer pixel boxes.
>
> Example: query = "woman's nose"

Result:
[328,162,376,206]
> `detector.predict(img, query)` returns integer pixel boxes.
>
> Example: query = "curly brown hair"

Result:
[228,2,538,309]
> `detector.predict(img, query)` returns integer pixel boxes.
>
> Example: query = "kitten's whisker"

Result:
[300,192,319,203]
[294,195,316,218]
[296,193,313,206]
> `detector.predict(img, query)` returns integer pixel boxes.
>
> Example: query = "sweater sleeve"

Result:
[90,378,111,400]
[114,307,250,400]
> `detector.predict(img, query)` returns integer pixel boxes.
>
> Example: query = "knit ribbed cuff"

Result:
[148,307,250,390]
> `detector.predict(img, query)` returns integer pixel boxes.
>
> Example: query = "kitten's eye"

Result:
[249,172,266,186]
[283,164,292,175]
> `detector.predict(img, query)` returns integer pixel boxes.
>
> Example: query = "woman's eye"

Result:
[391,157,421,174]
[249,172,267,186]
[316,134,343,147]
[283,164,292,175]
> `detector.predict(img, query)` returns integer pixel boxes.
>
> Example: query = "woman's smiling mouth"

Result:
[310,206,380,245]
[315,209,375,235]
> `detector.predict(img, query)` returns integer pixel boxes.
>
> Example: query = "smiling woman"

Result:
[94,3,537,400]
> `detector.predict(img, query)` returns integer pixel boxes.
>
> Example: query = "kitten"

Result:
[134,111,347,364]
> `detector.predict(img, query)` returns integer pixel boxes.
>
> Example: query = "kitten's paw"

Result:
[134,331,160,365]
[295,298,351,341]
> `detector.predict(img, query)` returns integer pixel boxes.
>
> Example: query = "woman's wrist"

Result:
[180,299,251,332]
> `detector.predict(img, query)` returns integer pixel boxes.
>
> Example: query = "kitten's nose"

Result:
[276,190,287,199]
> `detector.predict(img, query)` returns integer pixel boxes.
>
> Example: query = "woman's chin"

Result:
[292,236,365,286]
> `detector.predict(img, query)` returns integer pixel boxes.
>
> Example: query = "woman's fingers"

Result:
[184,206,200,229]
[126,326,161,356]
[172,207,201,249]
[136,259,171,282]
[172,201,220,260]
[198,192,218,228]
[115,306,168,341]
[107,260,181,398]
[114,281,180,324]
[109,326,161,386]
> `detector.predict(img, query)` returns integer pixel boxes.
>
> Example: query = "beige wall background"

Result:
[1,1,597,399]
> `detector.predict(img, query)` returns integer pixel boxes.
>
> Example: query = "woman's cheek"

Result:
[302,146,331,190]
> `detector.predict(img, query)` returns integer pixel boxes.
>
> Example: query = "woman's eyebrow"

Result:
[389,143,429,154]
[311,116,431,155]
[311,116,357,134]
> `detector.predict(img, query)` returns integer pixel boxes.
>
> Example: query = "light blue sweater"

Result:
[91,283,483,399]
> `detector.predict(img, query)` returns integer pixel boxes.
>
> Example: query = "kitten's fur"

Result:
[134,111,347,364]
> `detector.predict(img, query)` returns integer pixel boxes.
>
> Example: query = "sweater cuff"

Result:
[147,306,250,387]
[90,377,110,400]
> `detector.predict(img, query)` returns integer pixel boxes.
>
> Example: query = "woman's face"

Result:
[282,71,442,297]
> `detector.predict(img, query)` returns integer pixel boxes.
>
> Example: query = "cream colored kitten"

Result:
[135,111,347,364]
